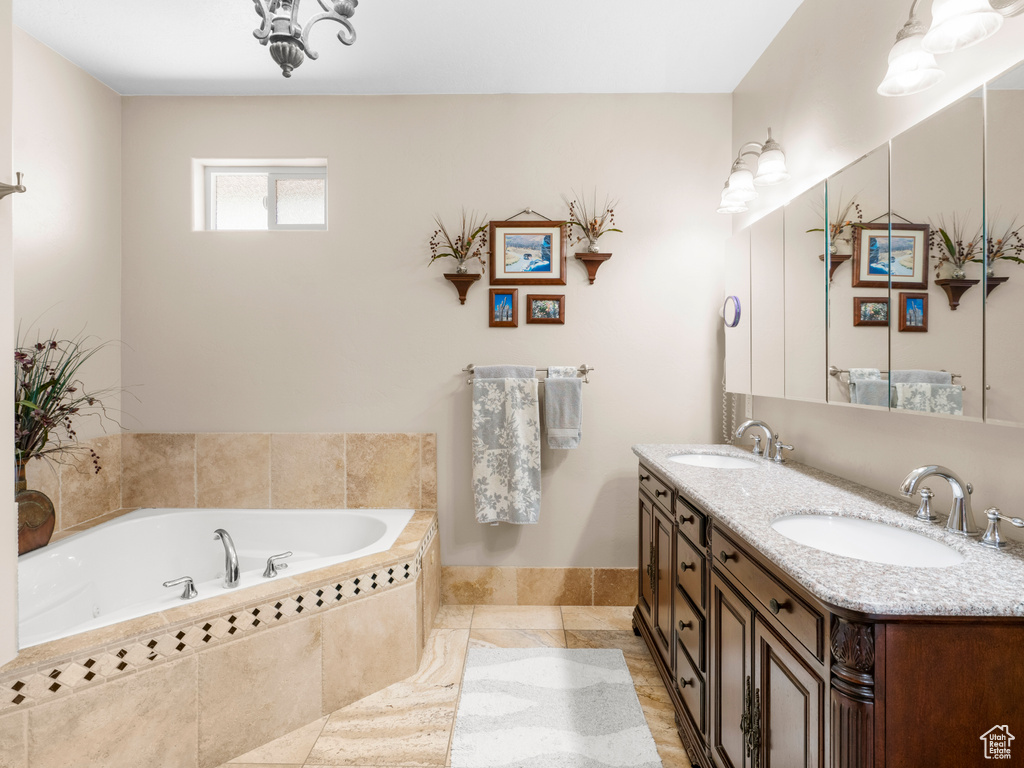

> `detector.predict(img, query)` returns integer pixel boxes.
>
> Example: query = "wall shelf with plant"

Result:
[930,215,982,309]
[564,191,620,284]
[985,219,1024,296]
[428,210,488,304]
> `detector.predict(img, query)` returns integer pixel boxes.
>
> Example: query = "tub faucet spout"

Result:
[213,529,240,588]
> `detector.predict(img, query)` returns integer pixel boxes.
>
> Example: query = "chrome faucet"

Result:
[213,529,241,588]
[899,465,978,537]
[735,420,774,458]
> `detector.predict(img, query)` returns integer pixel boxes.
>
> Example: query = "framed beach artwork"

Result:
[488,288,518,328]
[852,222,929,289]
[526,294,565,325]
[488,220,568,286]
[853,296,889,327]
[898,292,928,332]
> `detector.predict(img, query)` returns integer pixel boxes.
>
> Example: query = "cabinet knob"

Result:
[679,514,695,524]
[678,619,692,632]
[680,561,695,572]
[639,474,650,482]
[655,489,668,498]
[679,677,694,689]
[769,598,789,615]
[720,550,736,563]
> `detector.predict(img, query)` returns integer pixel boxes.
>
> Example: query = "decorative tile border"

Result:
[1,516,439,716]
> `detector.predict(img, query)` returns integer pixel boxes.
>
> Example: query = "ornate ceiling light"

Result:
[253,0,359,78]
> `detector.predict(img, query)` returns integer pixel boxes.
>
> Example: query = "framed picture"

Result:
[488,220,568,285]
[489,288,518,328]
[852,223,929,289]
[898,292,928,332]
[853,296,889,327]
[526,294,565,325]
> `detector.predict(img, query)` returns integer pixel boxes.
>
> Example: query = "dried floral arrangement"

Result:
[427,209,489,274]
[563,191,621,252]
[929,214,983,277]
[15,331,118,473]
[807,193,863,253]
[987,219,1024,266]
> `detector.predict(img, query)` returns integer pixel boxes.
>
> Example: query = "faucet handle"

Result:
[263,551,293,578]
[773,439,794,464]
[751,435,762,457]
[916,488,938,522]
[163,576,198,600]
[980,508,1024,549]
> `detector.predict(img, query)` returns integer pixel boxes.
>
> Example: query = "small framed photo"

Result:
[489,288,518,328]
[526,294,565,325]
[853,296,889,327]
[489,220,568,285]
[898,292,928,332]
[852,223,929,289]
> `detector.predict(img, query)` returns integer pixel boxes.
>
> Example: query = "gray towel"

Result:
[471,377,541,524]
[890,369,952,385]
[474,365,536,379]
[545,367,582,449]
[849,369,892,407]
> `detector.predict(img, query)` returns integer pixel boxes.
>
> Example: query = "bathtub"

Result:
[17,507,415,648]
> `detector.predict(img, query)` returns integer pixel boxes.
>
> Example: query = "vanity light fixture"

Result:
[879,0,1024,97]
[716,129,790,214]
[252,0,358,78]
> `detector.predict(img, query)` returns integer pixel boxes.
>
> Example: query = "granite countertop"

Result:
[632,443,1024,617]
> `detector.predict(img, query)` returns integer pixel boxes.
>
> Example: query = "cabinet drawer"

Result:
[712,526,824,661]
[675,495,706,548]
[674,587,704,673]
[677,530,706,612]
[638,465,672,513]
[674,636,706,736]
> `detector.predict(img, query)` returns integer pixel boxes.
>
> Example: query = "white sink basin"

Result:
[668,453,759,469]
[771,515,965,568]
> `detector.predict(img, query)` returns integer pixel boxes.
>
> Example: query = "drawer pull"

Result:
[679,677,694,689]
[678,619,692,631]
[655,489,668,498]
[680,561,695,572]
[679,513,695,524]
[720,550,736,563]
[769,598,789,615]
[639,474,651,482]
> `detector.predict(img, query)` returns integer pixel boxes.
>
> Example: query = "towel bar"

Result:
[463,363,594,385]
[828,365,966,391]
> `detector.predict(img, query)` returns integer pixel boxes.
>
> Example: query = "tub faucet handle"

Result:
[163,576,198,600]
[263,551,293,578]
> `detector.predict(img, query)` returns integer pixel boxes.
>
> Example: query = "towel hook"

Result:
[0,172,27,202]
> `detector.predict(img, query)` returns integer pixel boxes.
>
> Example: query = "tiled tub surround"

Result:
[0,512,440,768]
[23,431,438,537]
[633,444,1024,616]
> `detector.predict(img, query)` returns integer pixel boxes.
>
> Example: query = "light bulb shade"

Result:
[724,166,757,202]
[922,0,1003,53]
[877,33,945,97]
[754,147,790,186]
[717,197,748,214]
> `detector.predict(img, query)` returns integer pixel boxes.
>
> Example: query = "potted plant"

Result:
[930,215,983,309]
[15,332,115,553]
[428,209,488,304]
[808,194,862,281]
[564,190,621,283]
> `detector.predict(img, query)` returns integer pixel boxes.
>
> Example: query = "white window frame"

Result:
[203,165,327,231]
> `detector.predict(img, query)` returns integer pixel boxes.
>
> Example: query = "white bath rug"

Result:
[450,648,662,768]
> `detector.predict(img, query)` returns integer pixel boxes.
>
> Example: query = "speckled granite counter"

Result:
[633,444,1024,618]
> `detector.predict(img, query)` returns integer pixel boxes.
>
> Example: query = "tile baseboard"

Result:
[440,566,636,607]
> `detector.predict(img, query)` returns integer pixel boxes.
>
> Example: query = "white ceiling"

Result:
[14,0,803,96]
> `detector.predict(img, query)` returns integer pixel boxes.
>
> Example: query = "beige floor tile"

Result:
[561,605,635,630]
[0,710,26,768]
[467,628,566,649]
[221,764,300,768]
[470,605,563,630]
[406,629,469,687]
[306,683,455,767]
[432,605,474,629]
[229,716,328,764]
[564,629,663,687]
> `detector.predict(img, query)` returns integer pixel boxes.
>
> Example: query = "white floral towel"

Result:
[472,377,541,524]
[893,383,963,416]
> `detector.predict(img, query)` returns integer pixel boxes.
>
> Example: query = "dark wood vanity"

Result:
[634,461,1024,768]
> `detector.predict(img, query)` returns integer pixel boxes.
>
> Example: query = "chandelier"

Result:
[253,0,359,78]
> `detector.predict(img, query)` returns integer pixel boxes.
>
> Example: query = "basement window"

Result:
[198,162,327,231]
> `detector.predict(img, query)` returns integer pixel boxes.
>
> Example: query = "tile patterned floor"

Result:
[220,605,691,768]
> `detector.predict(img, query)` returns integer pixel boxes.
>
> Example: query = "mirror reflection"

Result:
[784,184,826,402]
[985,63,1024,427]
[825,145,890,409]
[750,208,785,398]
[890,89,984,421]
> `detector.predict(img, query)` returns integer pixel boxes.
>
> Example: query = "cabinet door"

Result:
[753,618,824,768]
[638,493,654,625]
[712,571,753,768]
[654,506,674,664]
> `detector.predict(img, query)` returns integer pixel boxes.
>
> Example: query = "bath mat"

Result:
[450,648,662,768]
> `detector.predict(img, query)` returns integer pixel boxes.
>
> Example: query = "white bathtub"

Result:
[17,507,415,648]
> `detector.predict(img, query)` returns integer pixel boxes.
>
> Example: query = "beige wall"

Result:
[0,0,16,667]
[120,94,732,567]
[736,1,1024,540]
[12,29,122,438]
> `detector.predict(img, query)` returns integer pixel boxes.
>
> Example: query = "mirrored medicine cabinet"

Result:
[725,59,1024,429]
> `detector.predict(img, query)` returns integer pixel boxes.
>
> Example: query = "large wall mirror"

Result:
[784,184,826,403]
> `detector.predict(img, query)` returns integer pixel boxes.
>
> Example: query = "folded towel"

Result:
[849,368,881,381]
[890,370,952,385]
[893,383,963,416]
[849,378,892,407]
[472,376,541,524]
[474,365,537,379]
[544,367,582,449]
